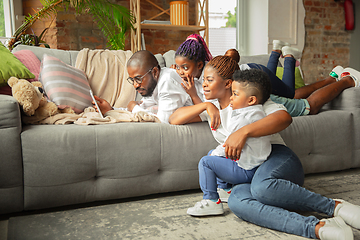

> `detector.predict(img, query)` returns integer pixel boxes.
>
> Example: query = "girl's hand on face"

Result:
[223,129,247,160]
[181,74,198,97]
[206,102,221,130]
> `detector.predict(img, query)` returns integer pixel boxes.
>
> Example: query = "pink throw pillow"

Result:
[13,50,41,81]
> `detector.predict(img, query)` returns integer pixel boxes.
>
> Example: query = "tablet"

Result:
[90,90,104,118]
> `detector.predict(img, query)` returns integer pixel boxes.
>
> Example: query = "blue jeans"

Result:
[267,51,296,95]
[247,52,295,99]
[199,151,257,200]
[228,144,335,239]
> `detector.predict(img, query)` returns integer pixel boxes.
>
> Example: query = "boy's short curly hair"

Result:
[232,69,272,104]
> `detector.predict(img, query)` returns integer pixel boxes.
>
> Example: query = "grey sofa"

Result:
[1,45,359,215]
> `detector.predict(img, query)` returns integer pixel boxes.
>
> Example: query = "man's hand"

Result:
[127,101,143,112]
[93,95,112,114]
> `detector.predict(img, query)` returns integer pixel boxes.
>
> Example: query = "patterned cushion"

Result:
[39,54,92,113]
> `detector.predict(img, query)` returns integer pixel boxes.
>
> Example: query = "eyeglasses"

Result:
[127,67,154,85]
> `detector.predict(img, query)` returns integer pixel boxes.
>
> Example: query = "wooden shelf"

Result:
[140,24,206,31]
[130,0,208,52]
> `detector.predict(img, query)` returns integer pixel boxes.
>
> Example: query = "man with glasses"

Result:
[92,50,193,123]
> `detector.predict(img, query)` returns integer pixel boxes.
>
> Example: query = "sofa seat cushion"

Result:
[21,122,217,210]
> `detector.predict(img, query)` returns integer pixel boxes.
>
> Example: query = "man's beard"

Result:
[138,75,157,97]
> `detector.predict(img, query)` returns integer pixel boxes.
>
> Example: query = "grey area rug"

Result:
[7,169,360,240]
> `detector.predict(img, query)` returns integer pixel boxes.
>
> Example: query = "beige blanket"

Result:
[36,108,161,125]
[75,48,136,108]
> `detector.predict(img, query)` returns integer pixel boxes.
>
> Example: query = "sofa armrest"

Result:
[0,94,24,214]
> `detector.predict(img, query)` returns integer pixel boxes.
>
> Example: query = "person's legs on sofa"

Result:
[306,76,355,114]
[267,51,281,74]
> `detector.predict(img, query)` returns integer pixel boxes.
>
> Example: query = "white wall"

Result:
[247,0,269,56]
[237,0,305,56]
[268,0,305,53]
[237,0,269,56]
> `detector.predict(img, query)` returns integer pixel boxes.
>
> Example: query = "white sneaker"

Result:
[217,188,231,203]
[334,199,360,229]
[329,66,344,81]
[187,199,224,216]
[282,46,302,60]
[273,39,290,50]
[318,217,353,240]
[340,68,360,87]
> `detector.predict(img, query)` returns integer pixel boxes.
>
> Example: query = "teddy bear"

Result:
[7,77,74,124]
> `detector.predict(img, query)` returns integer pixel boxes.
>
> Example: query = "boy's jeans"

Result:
[198,150,257,200]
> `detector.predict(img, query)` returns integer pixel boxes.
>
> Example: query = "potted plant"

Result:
[12,28,50,49]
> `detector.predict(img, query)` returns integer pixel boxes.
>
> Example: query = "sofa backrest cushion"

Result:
[155,50,176,68]
[12,45,79,67]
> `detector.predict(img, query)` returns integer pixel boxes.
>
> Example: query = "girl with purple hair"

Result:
[171,34,212,105]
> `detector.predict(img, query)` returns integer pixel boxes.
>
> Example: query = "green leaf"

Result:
[11,0,134,50]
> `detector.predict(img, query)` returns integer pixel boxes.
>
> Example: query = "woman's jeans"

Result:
[198,151,257,200]
[248,51,296,99]
[228,144,335,239]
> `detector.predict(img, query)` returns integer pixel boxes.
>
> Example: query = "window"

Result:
[208,0,237,56]
[1,0,22,45]
[0,0,5,36]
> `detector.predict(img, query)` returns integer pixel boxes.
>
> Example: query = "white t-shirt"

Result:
[210,104,271,170]
[200,98,287,146]
[132,67,193,123]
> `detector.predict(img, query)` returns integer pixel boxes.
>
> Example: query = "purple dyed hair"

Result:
[175,34,212,64]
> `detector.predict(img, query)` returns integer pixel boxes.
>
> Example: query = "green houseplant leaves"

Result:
[8,0,134,50]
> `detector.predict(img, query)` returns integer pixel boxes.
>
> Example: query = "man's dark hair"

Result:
[232,69,272,104]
